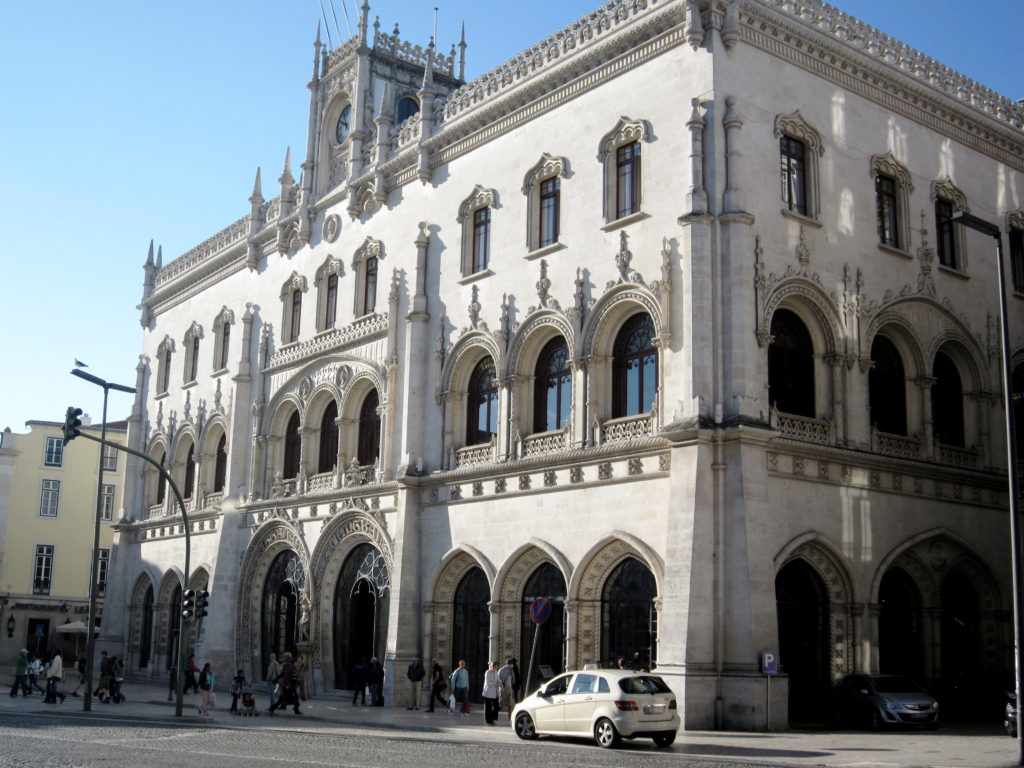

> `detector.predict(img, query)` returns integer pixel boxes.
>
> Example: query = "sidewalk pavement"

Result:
[2,680,1019,768]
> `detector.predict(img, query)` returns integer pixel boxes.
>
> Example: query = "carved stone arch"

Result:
[441,331,502,393]
[314,254,343,287]
[235,520,311,682]
[308,509,393,689]
[171,425,197,465]
[146,434,169,458]
[213,305,234,330]
[153,568,185,672]
[156,335,176,356]
[127,570,158,671]
[928,332,986,392]
[581,283,664,359]
[428,547,495,675]
[773,110,825,157]
[456,186,499,224]
[266,394,305,437]
[340,369,386,420]
[930,177,969,211]
[774,534,853,604]
[183,321,203,345]
[492,540,572,665]
[568,532,664,670]
[279,271,307,300]
[506,310,576,378]
[864,310,927,376]
[596,116,652,162]
[198,413,229,454]
[352,237,384,272]
[522,153,570,195]
[870,152,913,191]
[764,279,842,355]
[305,383,342,427]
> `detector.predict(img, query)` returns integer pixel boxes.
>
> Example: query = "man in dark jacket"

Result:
[268,652,301,715]
[369,657,385,706]
[351,657,368,705]
[406,655,425,710]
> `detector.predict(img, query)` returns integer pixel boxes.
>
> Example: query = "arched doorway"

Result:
[519,563,566,692]
[332,543,390,690]
[939,569,981,718]
[261,550,303,674]
[452,567,490,702]
[601,557,657,670]
[776,559,831,721]
[140,585,154,669]
[878,567,923,679]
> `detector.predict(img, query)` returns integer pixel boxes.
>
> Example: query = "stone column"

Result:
[917,376,936,460]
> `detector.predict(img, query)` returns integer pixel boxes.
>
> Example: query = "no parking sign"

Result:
[530,597,551,624]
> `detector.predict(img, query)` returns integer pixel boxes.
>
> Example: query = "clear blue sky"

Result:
[1,1,1020,431]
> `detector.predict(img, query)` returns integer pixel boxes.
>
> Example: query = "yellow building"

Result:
[0,418,126,662]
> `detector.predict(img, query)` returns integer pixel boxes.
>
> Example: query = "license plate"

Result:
[644,704,666,715]
[908,713,929,720]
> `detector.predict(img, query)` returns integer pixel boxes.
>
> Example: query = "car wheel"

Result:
[594,717,620,749]
[514,712,537,740]
[652,732,676,747]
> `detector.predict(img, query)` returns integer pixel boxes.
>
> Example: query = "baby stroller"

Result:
[239,685,259,717]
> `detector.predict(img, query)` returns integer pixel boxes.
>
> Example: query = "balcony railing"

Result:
[938,443,980,470]
[454,437,498,468]
[519,424,570,458]
[871,427,922,460]
[308,471,337,492]
[599,409,656,445]
[771,408,833,445]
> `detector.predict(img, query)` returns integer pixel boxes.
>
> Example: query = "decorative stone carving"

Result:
[323,213,341,243]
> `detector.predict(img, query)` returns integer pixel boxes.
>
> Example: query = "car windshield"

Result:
[618,675,672,695]
[871,676,924,693]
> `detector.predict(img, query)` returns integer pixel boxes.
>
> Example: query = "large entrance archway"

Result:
[601,557,656,670]
[261,550,303,670]
[879,566,923,679]
[332,542,390,689]
[776,558,832,722]
[452,567,490,703]
[519,563,566,691]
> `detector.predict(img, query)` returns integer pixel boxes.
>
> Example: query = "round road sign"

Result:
[530,597,552,624]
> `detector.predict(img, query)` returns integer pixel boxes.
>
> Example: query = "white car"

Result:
[511,669,680,748]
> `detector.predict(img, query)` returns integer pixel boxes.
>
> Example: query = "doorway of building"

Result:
[332,543,390,690]
[601,557,657,670]
[519,562,566,694]
[775,559,831,722]
[452,567,489,703]
[261,550,301,675]
[878,566,923,680]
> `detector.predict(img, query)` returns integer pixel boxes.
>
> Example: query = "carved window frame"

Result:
[931,178,969,272]
[351,237,384,317]
[211,307,234,373]
[457,186,498,279]
[871,153,913,253]
[155,335,175,396]
[314,256,343,331]
[774,111,824,223]
[597,117,650,226]
[279,272,307,345]
[522,154,569,255]
[181,322,203,386]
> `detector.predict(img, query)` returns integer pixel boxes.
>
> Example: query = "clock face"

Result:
[335,105,352,144]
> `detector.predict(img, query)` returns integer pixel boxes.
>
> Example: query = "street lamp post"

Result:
[70,368,135,713]
[952,212,1022,765]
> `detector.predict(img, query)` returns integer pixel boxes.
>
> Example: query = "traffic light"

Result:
[62,407,83,445]
[182,589,196,620]
[195,589,209,620]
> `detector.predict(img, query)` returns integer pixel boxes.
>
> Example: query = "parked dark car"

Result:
[837,674,939,729]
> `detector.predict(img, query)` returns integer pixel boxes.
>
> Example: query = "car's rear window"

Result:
[618,675,672,694]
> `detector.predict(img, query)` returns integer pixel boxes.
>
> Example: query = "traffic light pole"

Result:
[68,428,192,717]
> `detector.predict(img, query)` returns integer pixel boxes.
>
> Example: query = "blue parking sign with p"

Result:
[762,651,778,675]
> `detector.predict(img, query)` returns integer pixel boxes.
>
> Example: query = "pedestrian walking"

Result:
[498,658,517,721]
[230,669,246,714]
[268,652,301,715]
[265,653,281,710]
[482,661,500,725]
[45,648,65,703]
[428,657,447,712]
[9,649,30,698]
[27,655,45,694]
[294,655,307,701]
[450,659,470,717]
[369,656,384,706]
[186,654,201,695]
[70,652,87,697]
[197,662,214,715]
[351,657,367,705]
[406,655,425,710]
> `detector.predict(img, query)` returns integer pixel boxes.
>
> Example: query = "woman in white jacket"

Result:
[45,648,65,703]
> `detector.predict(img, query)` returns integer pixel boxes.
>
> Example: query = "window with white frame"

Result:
[314,256,343,331]
[44,436,63,467]
[39,479,59,517]
[774,111,823,222]
[96,548,110,595]
[871,153,913,251]
[523,154,569,253]
[352,238,383,316]
[182,322,202,384]
[212,306,234,371]
[99,483,115,521]
[280,272,307,344]
[101,443,117,472]
[33,545,53,595]
[457,186,498,277]
[598,117,650,225]
[155,336,175,394]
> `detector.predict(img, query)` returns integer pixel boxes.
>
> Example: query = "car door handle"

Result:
[584,696,593,701]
